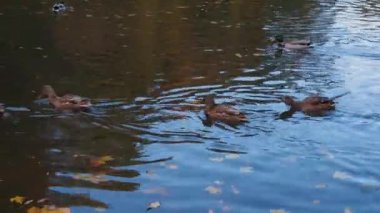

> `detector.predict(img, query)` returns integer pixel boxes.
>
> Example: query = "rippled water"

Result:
[1,0,379,212]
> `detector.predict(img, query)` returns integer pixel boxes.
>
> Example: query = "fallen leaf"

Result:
[235,53,242,58]
[239,166,254,174]
[231,185,240,195]
[147,201,160,211]
[27,206,70,213]
[344,208,352,213]
[90,155,114,167]
[333,171,352,180]
[10,196,25,204]
[224,153,239,160]
[270,209,289,213]
[205,186,222,195]
[209,157,224,162]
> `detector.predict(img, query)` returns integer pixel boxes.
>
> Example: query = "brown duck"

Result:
[203,95,247,124]
[271,35,312,49]
[38,85,92,111]
[281,92,349,115]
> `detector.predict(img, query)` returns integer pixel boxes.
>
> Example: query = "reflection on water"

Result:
[1,0,380,212]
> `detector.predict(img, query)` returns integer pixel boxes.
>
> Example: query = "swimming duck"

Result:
[281,92,349,115]
[271,35,311,49]
[203,95,247,124]
[38,85,92,111]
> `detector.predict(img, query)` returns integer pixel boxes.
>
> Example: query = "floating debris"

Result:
[205,186,222,195]
[333,171,352,180]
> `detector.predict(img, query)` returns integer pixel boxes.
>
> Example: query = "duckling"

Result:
[271,35,311,49]
[281,92,349,115]
[38,85,92,111]
[203,95,247,124]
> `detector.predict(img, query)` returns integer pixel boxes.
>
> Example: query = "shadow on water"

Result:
[1,0,380,212]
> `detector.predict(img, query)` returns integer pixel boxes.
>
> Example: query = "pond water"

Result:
[1,0,379,212]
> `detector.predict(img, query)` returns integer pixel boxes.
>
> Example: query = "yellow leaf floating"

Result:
[205,186,222,195]
[90,155,114,167]
[27,206,70,213]
[10,196,25,204]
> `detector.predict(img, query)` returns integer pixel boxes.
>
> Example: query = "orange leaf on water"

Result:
[27,206,70,213]
[90,155,114,167]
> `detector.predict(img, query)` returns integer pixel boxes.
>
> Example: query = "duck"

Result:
[281,92,349,116]
[38,85,92,111]
[203,94,247,125]
[271,35,312,49]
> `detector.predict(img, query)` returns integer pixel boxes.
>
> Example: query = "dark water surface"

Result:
[1,0,379,212]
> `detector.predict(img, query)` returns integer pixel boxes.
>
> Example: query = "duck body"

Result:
[272,35,311,49]
[282,95,337,115]
[204,95,247,124]
[39,85,92,111]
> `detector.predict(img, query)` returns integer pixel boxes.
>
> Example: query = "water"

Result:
[1,0,379,212]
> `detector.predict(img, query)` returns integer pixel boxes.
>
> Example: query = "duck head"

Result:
[270,35,284,43]
[39,85,57,99]
[203,95,216,110]
[281,96,296,107]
